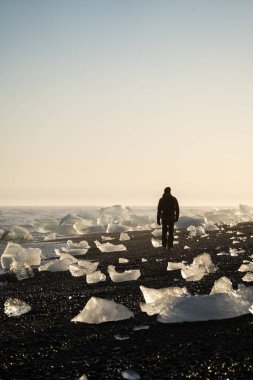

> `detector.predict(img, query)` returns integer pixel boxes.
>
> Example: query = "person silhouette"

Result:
[157,187,180,249]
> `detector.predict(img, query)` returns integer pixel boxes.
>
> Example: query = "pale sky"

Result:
[1,0,253,206]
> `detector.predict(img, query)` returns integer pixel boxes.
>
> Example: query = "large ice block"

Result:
[71,297,134,323]
[108,265,140,282]
[1,242,41,269]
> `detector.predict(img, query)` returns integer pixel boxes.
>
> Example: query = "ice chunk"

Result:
[71,297,134,323]
[101,235,115,241]
[167,262,185,271]
[108,265,140,282]
[176,216,207,228]
[140,285,189,304]
[122,369,140,380]
[58,214,94,235]
[133,325,150,331]
[44,233,57,241]
[119,258,129,264]
[59,252,78,264]
[67,239,90,249]
[38,259,69,272]
[69,260,99,277]
[0,228,5,239]
[181,253,217,282]
[114,334,130,340]
[229,248,239,256]
[210,276,234,294]
[86,270,106,284]
[151,238,162,248]
[10,260,34,281]
[233,240,240,244]
[238,262,253,272]
[97,242,127,253]
[33,219,59,233]
[119,232,130,241]
[140,276,253,323]
[203,223,219,232]
[1,242,41,269]
[4,226,33,241]
[106,224,129,233]
[184,246,190,250]
[152,229,162,238]
[242,273,253,282]
[142,258,148,262]
[196,226,206,237]
[4,298,31,317]
[65,248,88,256]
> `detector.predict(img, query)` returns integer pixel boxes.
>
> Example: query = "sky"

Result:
[1,0,253,207]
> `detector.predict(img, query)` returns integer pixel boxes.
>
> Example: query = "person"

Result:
[157,187,179,249]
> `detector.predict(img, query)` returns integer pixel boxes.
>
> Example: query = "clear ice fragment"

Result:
[4,298,31,317]
[108,265,140,282]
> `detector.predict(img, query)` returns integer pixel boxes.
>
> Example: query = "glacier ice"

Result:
[67,239,90,249]
[86,270,106,284]
[238,262,253,272]
[119,258,129,264]
[101,235,115,241]
[140,277,253,323]
[108,265,140,282]
[122,369,140,380]
[119,232,130,241]
[10,260,34,281]
[203,223,219,232]
[167,262,185,271]
[1,242,41,269]
[242,272,253,282]
[140,285,189,304]
[69,260,99,277]
[152,229,162,238]
[4,226,33,241]
[96,242,127,253]
[38,259,69,272]
[151,238,162,248]
[44,233,57,241]
[4,298,31,317]
[71,297,134,323]
[106,224,129,233]
[181,253,217,282]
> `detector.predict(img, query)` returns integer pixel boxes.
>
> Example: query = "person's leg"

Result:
[167,221,175,248]
[162,219,168,248]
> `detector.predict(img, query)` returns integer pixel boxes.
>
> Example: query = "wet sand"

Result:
[1,223,253,379]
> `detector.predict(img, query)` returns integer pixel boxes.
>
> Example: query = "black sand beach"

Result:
[1,223,253,379]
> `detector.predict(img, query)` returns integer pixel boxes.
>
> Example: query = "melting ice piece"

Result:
[142,258,148,262]
[97,242,127,253]
[1,242,41,269]
[167,262,185,271]
[44,233,57,241]
[4,298,31,317]
[106,224,129,233]
[101,235,115,241]
[141,276,253,323]
[133,325,150,331]
[140,285,189,304]
[4,226,33,241]
[151,238,162,248]
[114,334,130,340]
[10,260,34,281]
[63,247,88,256]
[122,369,140,380]
[38,259,69,272]
[152,229,162,238]
[203,223,219,232]
[233,240,240,245]
[59,253,78,265]
[238,262,253,272]
[67,240,90,249]
[229,248,239,256]
[71,297,134,323]
[181,253,217,282]
[108,265,140,282]
[86,270,106,284]
[119,232,130,241]
[78,260,99,272]
[119,258,129,264]
[69,264,89,277]
[242,273,253,282]
[184,246,190,250]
